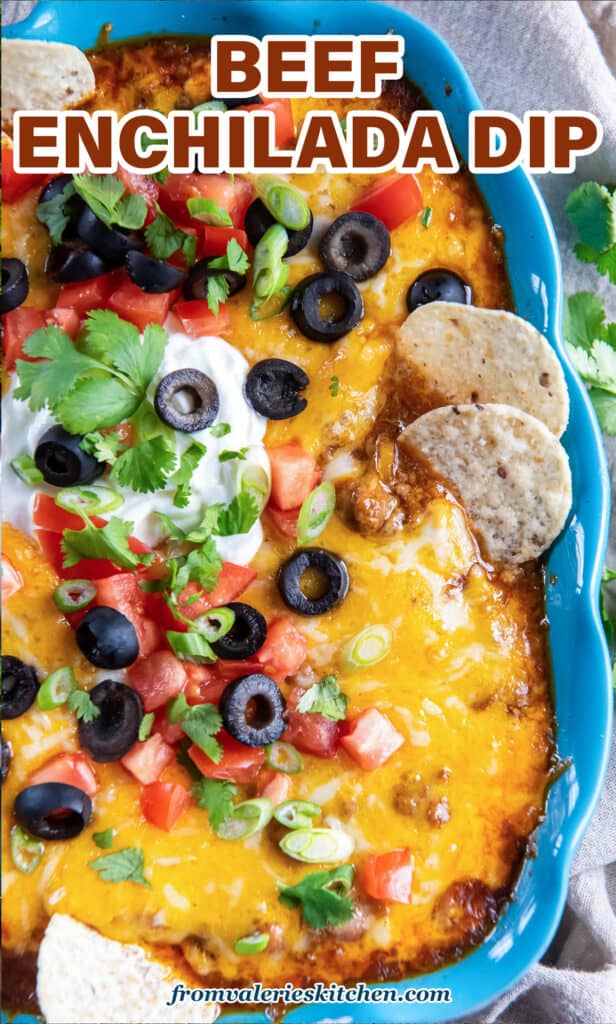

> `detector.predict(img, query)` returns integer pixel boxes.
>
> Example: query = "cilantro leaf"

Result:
[62,516,147,571]
[210,422,231,438]
[563,292,606,351]
[329,375,340,397]
[168,693,190,723]
[68,690,101,724]
[145,209,197,266]
[296,675,349,721]
[206,273,230,316]
[152,168,170,185]
[15,327,99,411]
[56,374,143,433]
[89,847,151,887]
[155,512,188,541]
[589,388,616,433]
[208,238,250,275]
[171,441,207,508]
[215,492,259,536]
[82,313,167,393]
[81,431,127,464]
[172,537,222,594]
[192,777,237,832]
[279,865,355,929]
[563,292,616,433]
[73,174,147,230]
[111,435,177,493]
[181,703,223,763]
[597,246,616,285]
[184,505,225,543]
[566,182,616,252]
[186,197,232,226]
[218,448,248,462]
[36,179,76,243]
[93,828,114,850]
[138,712,155,741]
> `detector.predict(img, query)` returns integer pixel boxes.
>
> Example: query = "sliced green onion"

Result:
[274,800,321,830]
[253,224,289,301]
[37,666,77,710]
[192,606,235,643]
[56,486,123,516]
[279,827,355,863]
[218,798,273,840]
[194,100,227,115]
[256,176,311,231]
[187,196,232,226]
[297,482,336,546]
[166,631,217,664]
[11,826,44,873]
[340,624,393,671]
[233,931,270,955]
[239,464,271,510]
[53,579,97,613]
[266,742,303,775]
[10,454,43,484]
[249,285,292,321]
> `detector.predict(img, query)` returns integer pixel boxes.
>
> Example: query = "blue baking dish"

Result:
[4,2,613,1021]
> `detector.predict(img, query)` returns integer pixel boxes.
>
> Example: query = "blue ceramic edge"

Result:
[3,3,613,1022]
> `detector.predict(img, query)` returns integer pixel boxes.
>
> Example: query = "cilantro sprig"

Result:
[145,207,197,266]
[62,513,152,571]
[296,675,349,721]
[68,689,101,724]
[564,292,616,433]
[168,698,223,763]
[279,865,356,929]
[36,178,77,243]
[206,239,251,316]
[565,182,616,283]
[89,847,151,887]
[72,174,147,230]
[171,441,207,508]
[193,777,237,831]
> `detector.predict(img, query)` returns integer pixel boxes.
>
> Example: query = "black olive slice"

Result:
[1,258,29,314]
[126,251,187,294]
[76,607,139,670]
[1,656,40,720]
[1,737,12,784]
[290,271,364,343]
[244,198,313,257]
[34,426,106,487]
[78,679,144,762]
[319,211,390,282]
[212,94,262,109]
[219,673,286,747]
[77,205,144,266]
[211,603,267,661]
[406,268,472,312]
[14,782,92,840]
[45,243,109,283]
[245,358,309,420]
[278,548,350,616]
[183,257,246,302]
[154,368,220,433]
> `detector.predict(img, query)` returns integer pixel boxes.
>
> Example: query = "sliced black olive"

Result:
[34,426,105,487]
[290,271,364,343]
[78,679,144,762]
[211,603,267,661]
[278,548,350,616]
[244,198,314,257]
[245,358,309,420]
[215,94,262,109]
[1,258,29,314]
[45,243,109,283]
[319,212,390,282]
[39,176,85,243]
[219,673,286,747]
[1,656,39,720]
[406,268,472,312]
[14,783,92,840]
[39,173,74,205]
[155,368,220,432]
[77,205,144,267]
[183,257,246,302]
[125,251,186,293]
[76,606,139,669]
[1,737,12,784]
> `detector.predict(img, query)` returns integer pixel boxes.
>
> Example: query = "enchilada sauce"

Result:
[2,37,553,996]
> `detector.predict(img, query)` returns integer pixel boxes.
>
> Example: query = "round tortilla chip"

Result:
[37,914,219,1024]
[396,302,569,437]
[2,40,95,124]
[399,403,572,564]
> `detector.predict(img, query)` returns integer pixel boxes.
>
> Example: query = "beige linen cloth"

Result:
[2,1,616,1022]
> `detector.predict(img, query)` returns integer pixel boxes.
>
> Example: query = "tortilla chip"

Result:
[2,40,95,124]
[400,403,572,564]
[37,914,219,1024]
[397,302,569,437]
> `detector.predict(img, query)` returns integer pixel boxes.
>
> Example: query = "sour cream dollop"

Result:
[2,324,270,566]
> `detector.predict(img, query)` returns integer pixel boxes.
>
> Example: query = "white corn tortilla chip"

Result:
[37,914,219,1024]
[2,39,95,123]
[400,403,572,564]
[397,302,569,437]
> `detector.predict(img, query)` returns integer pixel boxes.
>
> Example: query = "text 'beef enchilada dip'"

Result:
[1,32,571,1022]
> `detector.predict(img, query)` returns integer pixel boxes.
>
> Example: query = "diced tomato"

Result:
[175,563,256,621]
[55,272,118,317]
[44,306,81,339]
[188,733,265,783]
[268,444,320,511]
[340,708,404,771]
[283,686,341,759]
[198,226,250,260]
[117,168,160,220]
[173,299,230,337]
[141,781,191,831]
[127,650,188,712]
[214,659,263,682]
[1,137,49,203]
[257,770,291,806]
[266,503,300,538]
[350,173,423,232]
[2,555,23,602]
[121,733,175,785]
[239,97,295,149]
[2,307,46,368]
[160,173,253,228]
[33,494,106,533]
[154,708,185,745]
[108,280,171,331]
[30,752,97,798]
[358,848,413,904]
[256,617,307,679]
[184,664,229,706]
